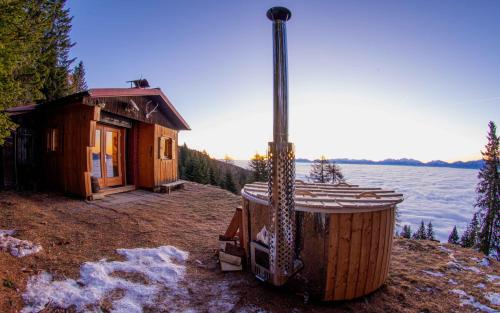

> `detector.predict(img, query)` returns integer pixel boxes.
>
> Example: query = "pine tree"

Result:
[475,121,499,258]
[40,0,75,101]
[461,212,480,248]
[448,226,460,245]
[426,221,435,241]
[185,157,203,183]
[249,153,268,181]
[326,161,344,184]
[70,61,87,93]
[412,220,427,240]
[224,170,237,194]
[0,0,49,144]
[208,166,218,186]
[309,156,330,183]
[400,225,412,239]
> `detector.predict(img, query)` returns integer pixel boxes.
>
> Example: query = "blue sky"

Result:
[68,0,500,161]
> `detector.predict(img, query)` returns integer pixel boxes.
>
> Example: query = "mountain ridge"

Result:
[295,158,484,169]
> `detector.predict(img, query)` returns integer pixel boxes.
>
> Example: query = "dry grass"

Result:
[0,183,498,312]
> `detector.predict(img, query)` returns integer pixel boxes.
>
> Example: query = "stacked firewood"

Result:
[218,206,245,271]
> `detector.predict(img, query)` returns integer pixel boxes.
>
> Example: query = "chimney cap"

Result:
[267,7,292,22]
[127,78,150,88]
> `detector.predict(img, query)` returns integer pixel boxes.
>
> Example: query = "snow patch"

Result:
[0,229,42,257]
[448,279,458,285]
[446,261,482,274]
[485,293,500,306]
[462,265,482,273]
[422,270,444,277]
[438,245,453,253]
[486,275,500,284]
[450,289,497,313]
[479,258,491,267]
[22,245,188,313]
[475,283,486,289]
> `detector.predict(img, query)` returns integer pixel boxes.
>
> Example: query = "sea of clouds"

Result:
[237,161,478,242]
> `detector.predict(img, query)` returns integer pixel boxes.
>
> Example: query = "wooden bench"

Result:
[159,180,186,194]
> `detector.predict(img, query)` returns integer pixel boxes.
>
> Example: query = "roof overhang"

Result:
[87,88,190,130]
[6,88,190,131]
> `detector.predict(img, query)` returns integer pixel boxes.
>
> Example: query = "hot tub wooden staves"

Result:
[241,181,403,301]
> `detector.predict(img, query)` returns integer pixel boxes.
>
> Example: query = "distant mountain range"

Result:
[295,158,484,169]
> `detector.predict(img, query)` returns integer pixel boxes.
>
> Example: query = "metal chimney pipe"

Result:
[268,7,291,144]
[266,6,296,286]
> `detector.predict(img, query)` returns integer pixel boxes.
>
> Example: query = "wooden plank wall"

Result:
[137,123,178,188]
[137,123,155,188]
[42,102,100,198]
[323,207,395,300]
[154,124,178,186]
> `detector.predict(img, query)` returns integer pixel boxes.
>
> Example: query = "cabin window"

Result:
[159,136,174,160]
[46,128,59,152]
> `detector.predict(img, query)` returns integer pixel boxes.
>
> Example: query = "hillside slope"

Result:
[0,183,498,312]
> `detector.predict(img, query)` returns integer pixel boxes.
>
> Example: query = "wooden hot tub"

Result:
[240,181,403,301]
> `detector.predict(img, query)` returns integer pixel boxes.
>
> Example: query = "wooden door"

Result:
[91,124,124,188]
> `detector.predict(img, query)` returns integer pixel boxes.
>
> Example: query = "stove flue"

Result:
[266,6,298,286]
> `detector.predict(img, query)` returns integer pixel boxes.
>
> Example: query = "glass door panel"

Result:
[105,130,119,178]
[91,130,102,178]
[93,124,124,189]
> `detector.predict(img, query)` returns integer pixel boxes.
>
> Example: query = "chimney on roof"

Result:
[127,78,150,88]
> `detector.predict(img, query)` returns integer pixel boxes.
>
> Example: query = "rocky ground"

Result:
[0,182,498,312]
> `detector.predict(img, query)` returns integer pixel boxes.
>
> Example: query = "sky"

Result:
[68,0,500,162]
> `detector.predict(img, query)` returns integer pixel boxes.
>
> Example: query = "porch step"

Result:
[90,185,136,200]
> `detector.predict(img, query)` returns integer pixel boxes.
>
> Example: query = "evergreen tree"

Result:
[326,161,344,184]
[224,170,237,194]
[412,220,427,240]
[238,170,248,187]
[400,225,412,239]
[185,157,203,182]
[70,61,87,93]
[448,226,460,245]
[178,144,252,193]
[249,153,268,181]
[40,0,75,101]
[0,0,78,143]
[208,166,218,186]
[0,0,49,144]
[475,121,499,257]
[426,221,435,241]
[309,156,330,183]
[461,212,480,248]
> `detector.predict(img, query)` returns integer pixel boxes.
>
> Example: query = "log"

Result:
[219,251,242,266]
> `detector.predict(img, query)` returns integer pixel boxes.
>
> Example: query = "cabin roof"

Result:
[87,88,190,130]
[6,88,190,131]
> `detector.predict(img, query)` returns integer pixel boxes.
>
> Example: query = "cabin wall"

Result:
[41,102,100,198]
[154,124,178,186]
[137,123,155,188]
[136,123,178,189]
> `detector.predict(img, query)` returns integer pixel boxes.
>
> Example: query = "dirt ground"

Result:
[0,182,498,313]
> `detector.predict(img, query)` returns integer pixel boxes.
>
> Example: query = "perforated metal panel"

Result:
[267,141,296,286]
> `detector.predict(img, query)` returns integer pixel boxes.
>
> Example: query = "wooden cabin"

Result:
[0,86,190,199]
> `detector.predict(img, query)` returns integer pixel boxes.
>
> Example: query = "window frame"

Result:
[159,136,174,160]
[46,128,60,152]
